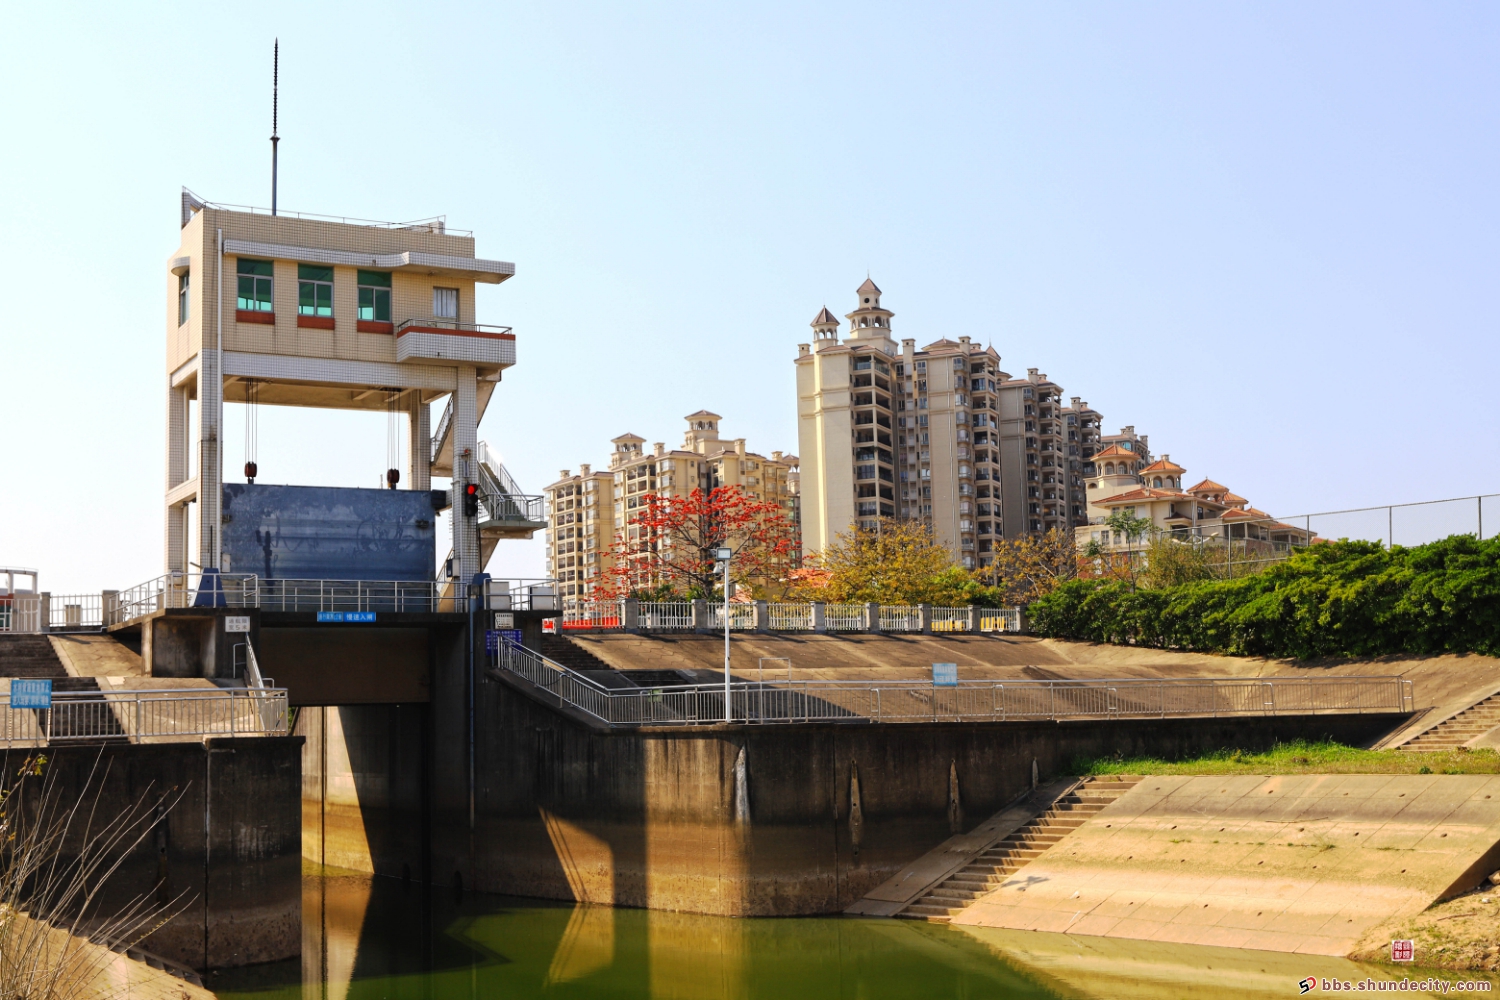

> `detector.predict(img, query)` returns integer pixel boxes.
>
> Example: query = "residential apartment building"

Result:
[542,464,615,606]
[1077,456,1312,553]
[1098,425,1152,471]
[1060,396,1103,527]
[544,412,797,605]
[795,280,1007,569]
[995,369,1085,540]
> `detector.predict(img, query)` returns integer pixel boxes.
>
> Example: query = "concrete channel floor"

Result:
[950,773,1500,956]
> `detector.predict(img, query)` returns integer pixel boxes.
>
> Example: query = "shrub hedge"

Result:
[1029,535,1500,658]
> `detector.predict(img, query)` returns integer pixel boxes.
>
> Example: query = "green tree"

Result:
[800,519,992,605]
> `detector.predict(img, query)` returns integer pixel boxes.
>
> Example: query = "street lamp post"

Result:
[715,546,733,723]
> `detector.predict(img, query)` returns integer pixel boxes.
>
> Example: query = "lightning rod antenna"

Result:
[271,39,279,216]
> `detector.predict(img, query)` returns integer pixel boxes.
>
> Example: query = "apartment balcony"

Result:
[396,318,516,367]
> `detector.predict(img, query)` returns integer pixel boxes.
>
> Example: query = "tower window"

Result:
[236,258,273,312]
[357,270,392,322]
[297,265,334,317]
[177,271,190,326]
[433,287,459,319]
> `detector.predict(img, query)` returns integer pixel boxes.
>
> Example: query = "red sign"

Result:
[1391,939,1414,962]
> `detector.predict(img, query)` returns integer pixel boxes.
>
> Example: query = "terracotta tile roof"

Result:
[684,410,722,419]
[1094,487,1189,505]
[1187,478,1228,493]
[1222,492,1249,507]
[856,278,882,296]
[811,306,839,327]
[1092,444,1139,462]
[1140,456,1186,474]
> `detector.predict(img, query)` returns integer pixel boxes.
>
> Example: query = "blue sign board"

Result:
[11,678,52,709]
[317,611,377,623]
[932,663,958,687]
[486,629,523,654]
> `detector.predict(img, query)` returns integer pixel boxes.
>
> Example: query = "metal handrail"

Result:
[491,639,1416,728]
[396,318,513,336]
[0,687,290,745]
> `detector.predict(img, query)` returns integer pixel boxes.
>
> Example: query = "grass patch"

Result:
[1074,739,1500,776]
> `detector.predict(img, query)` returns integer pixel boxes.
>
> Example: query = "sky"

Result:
[2,2,1498,593]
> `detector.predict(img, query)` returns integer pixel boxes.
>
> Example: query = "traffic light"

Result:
[463,482,480,517]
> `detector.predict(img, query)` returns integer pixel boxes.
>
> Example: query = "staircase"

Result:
[1401,691,1500,751]
[895,776,1142,923]
[0,635,67,678]
[540,635,613,672]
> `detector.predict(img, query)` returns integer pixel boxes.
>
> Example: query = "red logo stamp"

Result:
[1391,939,1415,962]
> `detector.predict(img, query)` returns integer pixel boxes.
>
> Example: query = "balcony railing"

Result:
[395,319,515,366]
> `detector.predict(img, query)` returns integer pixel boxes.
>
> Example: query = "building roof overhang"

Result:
[221,238,515,284]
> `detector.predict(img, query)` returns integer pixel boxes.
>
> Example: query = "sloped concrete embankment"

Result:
[951,774,1500,956]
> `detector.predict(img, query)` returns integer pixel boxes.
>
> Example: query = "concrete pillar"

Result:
[919,603,933,634]
[865,602,881,633]
[164,382,191,574]
[197,343,223,571]
[452,367,480,582]
[408,392,431,492]
[38,593,51,634]
[754,600,769,633]
[691,599,709,632]
[102,590,119,627]
[622,598,640,632]
[1016,609,1029,634]
[811,602,827,633]
[967,605,980,633]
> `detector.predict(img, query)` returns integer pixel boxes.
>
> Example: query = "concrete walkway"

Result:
[952,774,1500,956]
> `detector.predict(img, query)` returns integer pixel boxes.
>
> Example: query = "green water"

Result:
[209,874,1063,1000]
[208,874,1463,1000]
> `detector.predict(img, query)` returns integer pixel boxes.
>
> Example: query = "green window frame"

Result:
[357,270,391,322]
[298,265,334,317]
[178,272,190,326]
[236,259,273,312]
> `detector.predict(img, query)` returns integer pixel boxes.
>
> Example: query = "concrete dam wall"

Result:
[300,661,1410,917]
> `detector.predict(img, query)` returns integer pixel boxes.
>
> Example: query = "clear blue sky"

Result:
[3,2,1498,592]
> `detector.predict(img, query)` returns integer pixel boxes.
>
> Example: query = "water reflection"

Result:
[211,874,1481,1000]
[211,873,1059,1000]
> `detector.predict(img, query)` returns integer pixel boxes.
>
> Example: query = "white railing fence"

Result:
[0,687,290,745]
[709,604,757,631]
[489,638,1416,728]
[768,603,813,631]
[931,606,971,633]
[880,605,921,632]
[638,602,694,630]
[979,609,1022,633]
[824,604,867,631]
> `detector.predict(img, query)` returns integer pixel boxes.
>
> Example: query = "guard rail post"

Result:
[967,605,980,632]
[1016,609,1029,635]
[919,603,933,635]
[811,602,827,634]
[692,599,709,633]
[38,593,51,634]
[865,602,881,633]
[754,600,769,633]
[622,598,640,632]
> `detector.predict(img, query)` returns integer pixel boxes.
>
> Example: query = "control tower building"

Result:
[165,190,540,589]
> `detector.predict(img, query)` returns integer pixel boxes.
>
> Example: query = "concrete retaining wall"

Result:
[300,648,1410,916]
[13,738,304,970]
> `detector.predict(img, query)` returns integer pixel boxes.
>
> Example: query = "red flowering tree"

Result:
[597,486,797,599]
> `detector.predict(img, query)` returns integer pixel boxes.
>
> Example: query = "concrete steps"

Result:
[0,634,68,678]
[1401,691,1500,751]
[895,776,1142,923]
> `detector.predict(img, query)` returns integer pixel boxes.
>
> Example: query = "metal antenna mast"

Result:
[271,39,279,216]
